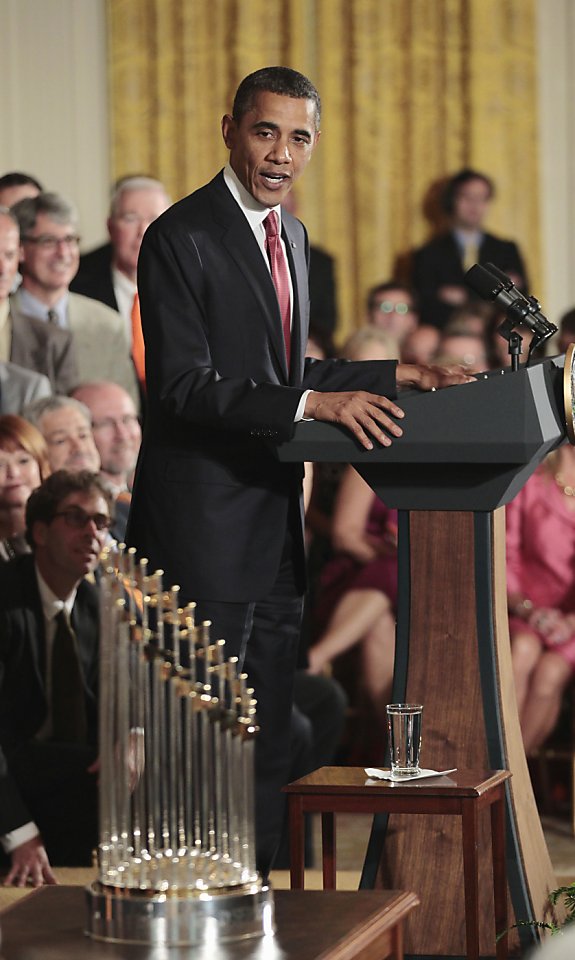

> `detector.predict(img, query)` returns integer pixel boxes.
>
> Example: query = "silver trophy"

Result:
[85,544,274,946]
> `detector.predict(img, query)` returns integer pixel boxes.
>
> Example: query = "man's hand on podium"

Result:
[396,363,475,392]
[303,364,473,451]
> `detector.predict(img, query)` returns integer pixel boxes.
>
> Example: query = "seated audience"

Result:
[24,396,100,475]
[72,381,141,539]
[0,173,42,209]
[412,168,528,328]
[365,280,419,348]
[70,175,171,393]
[434,330,488,373]
[401,324,441,364]
[309,464,397,724]
[0,207,77,394]
[0,414,50,561]
[442,302,495,337]
[0,361,51,414]
[340,326,399,363]
[506,445,575,754]
[0,470,111,885]
[11,194,138,404]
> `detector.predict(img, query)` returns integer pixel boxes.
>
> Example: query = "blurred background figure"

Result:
[506,444,575,754]
[401,324,441,365]
[412,168,528,328]
[433,330,488,373]
[365,280,419,350]
[0,414,50,562]
[558,306,575,354]
[0,173,42,210]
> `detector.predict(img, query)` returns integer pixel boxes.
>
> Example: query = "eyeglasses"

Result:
[92,414,139,432]
[375,300,413,316]
[22,234,81,250]
[52,506,111,531]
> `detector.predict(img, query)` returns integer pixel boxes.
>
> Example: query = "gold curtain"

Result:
[107,0,539,341]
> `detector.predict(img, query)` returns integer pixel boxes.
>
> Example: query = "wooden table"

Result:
[284,767,511,960]
[0,885,419,960]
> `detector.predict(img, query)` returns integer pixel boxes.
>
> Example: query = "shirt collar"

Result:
[0,299,9,330]
[223,164,282,235]
[35,562,77,623]
[16,287,69,328]
[453,228,483,249]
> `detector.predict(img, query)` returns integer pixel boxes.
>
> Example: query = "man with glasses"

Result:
[0,470,111,886]
[366,281,420,351]
[0,206,77,395]
[10,194,138,405]
[72,381,142,540]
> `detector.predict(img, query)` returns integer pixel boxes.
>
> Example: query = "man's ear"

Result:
[221,114,236,150]
[32,520,48,549]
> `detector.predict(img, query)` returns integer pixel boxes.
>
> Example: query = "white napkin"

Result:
[365,767,457,783]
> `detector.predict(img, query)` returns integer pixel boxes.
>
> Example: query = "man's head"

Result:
[71,381,141,485]
[107,176,170,282]
[0,172,43,209]
[0,208,21,303]
[222,66,321,207]
[443,169,494,232]
[366,282,419,344]
[12,193,80,301]
[559,308,575,354]
[24,396,100,474]
[435,331,488,373]
[26,469,112,591]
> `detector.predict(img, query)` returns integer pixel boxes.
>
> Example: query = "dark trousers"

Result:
[6,740,98,866]
[194,536,304,878]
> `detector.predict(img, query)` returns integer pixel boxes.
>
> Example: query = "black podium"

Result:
[275,357,568,957]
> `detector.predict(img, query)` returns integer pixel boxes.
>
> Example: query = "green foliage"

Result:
[496,881,575,941]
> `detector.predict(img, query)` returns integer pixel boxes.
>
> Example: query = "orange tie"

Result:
[131,291,146,387]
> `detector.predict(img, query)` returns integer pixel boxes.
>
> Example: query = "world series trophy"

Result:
[85,544,274,946]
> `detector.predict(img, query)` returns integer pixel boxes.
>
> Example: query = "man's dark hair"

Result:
[0,171,43,193]
[232,66,321,129]
[25,469,113,547]
[443,168,495,214]
[366,281,418,313]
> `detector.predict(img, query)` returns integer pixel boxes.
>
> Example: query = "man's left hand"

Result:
[396,363,475,392]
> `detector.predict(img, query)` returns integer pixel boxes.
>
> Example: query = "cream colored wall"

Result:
[0,0,109,250]
[537,0,575,326]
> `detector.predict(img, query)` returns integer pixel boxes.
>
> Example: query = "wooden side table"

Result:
[0,885,419,960]
[284,767,511,960]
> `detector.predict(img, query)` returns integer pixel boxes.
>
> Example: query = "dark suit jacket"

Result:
[127,171,397,604]
[70,242,118,312]
[8,305,79,395]
[412,230,528,328]
[0,555,99,834]
[309,245,337,341]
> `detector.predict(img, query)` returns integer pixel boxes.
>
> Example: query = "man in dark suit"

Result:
[127,67,470,874]
[0,470,111,886]
[412,168,528,328]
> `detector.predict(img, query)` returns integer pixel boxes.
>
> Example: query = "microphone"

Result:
[465,263,557,341]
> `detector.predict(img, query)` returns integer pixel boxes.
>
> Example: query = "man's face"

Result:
[76,384,141,477]
[368,289,418,343]
[34,489,110,581]
[39,406,100,473]
[222,91,320,207]
[108,187,170,278]
[0,215,21,301]
[452,178,492,231]
[20,212,80,295]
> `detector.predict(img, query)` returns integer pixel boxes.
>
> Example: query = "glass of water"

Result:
[387,703,423,779]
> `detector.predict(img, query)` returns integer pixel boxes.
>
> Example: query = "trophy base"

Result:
[85,879,275,946]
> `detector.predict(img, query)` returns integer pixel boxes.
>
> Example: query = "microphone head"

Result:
[484,262,514,287]
[464,263,502,302]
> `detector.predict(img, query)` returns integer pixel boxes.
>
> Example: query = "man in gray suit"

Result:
[11,195,139,406]
[0,361,51,414]
[0,207,77,394]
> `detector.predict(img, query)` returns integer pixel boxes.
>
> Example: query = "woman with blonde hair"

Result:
[0,414,50,561]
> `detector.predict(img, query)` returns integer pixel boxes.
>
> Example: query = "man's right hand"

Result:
[4,837,57,888]
[304,391,405,450]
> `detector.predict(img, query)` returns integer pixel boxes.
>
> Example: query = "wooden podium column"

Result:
[362,509,561,957]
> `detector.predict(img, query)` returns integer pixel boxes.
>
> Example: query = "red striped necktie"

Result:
[264,210,291,370]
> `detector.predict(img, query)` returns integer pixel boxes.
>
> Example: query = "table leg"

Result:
[289,796,305,889]
[322,812,336,889]
[391,920,405,960]
[461,799,480,960]
[491,788,509,959]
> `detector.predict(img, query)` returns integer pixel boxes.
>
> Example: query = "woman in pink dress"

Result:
[506,446,575,753]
